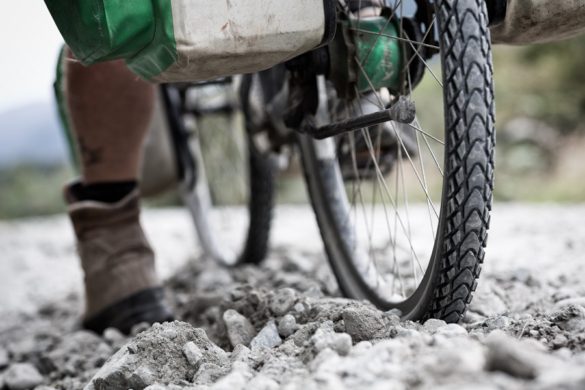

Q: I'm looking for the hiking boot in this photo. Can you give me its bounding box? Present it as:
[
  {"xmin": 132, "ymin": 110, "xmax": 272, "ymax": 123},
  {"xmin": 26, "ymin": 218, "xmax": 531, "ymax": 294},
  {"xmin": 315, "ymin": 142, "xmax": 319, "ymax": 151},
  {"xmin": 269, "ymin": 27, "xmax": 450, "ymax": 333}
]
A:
[{"xmin": 65, "ymin": 181, "xmax": 173, "ymax": 334}]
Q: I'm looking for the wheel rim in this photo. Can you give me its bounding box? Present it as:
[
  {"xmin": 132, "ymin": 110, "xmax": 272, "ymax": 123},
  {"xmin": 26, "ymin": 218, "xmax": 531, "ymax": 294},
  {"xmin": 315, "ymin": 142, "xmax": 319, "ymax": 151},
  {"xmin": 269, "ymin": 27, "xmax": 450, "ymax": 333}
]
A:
[{"xmin": 182, "ymin": 82, "xmax": 253, "ymax": 266}]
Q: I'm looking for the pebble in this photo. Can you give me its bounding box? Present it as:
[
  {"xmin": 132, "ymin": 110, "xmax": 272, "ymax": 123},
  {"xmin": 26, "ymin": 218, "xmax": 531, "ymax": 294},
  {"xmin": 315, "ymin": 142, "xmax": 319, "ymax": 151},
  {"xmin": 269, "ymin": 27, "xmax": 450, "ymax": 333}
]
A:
[
  {"xmin": 3, "ymin": 363, "xmax": 44, "ymax": 390},
  {"xmin": 554, "ymin": 297, "xmax": 585, "ymax": 309},
  {"xmin": 223, "ymin": 309, "xmax": 257, "ymax": 347},
  {"xmin": 270, "ymin": 288, "xmax": 297, "ymax": 316},
  {"xmin": 230, "ymin": 345, "xmax": 251, "ymax": 364},
  {"xmin": 193, "ymin": 362, "xmax": 229, "ymax": 384},
  {"xmin": 434, "ymin": 323, "xmax": 468, "ymax": 337},
  {"xmin": 183, "ymin": 341, "xmax": 204, "ymax": 367},
  {"xmin": 342, "ymin": 306, "xmax": 386, "ymax": 341},
  {"xmin": 550, "ymin": 304, "xmax": 585, "ymax": 332},
  {"xmin": 483, "ymin": 316, "xmax": 512, "ymax": 331},
  {"xmin": 0, "ymin": 347, "xmax": 9, "ymax": 368},
  {"xmin": 277, "ymin": 314, "xmax": 297, "ymax": 338},
  {"xmin": 311, "ymin": 323, "xmax": 352, "ymax": 356},
  {"xmin": 251, "ymin": 321, "xmax": 282, "ymax": 350},
  {"xmin": 485, "ymin": 330, "xmax": 539, "ymax": 379},
  {"xmin": 422, "ymin": 318, "xmax": 447, "ymax": 333}
]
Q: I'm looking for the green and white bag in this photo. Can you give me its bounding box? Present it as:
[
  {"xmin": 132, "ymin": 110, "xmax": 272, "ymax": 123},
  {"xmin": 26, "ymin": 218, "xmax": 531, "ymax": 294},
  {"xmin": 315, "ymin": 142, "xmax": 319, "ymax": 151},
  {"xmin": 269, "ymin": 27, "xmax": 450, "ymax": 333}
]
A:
[{"xmin": 45, "ymin": 0, "xmax": 335, "ymax": 82}]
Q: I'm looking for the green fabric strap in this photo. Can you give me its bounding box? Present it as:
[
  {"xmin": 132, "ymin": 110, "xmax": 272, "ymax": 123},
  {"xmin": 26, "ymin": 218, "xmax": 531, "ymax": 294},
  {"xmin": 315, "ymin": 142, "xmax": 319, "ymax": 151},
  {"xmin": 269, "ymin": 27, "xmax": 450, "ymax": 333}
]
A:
[
  {"xmin": 127, "ymin": 0, "xmax": 178, "ymax": 80},
  {"xmin": 44, "ymin": 0, "xmax": 177, "ymax": 79}
]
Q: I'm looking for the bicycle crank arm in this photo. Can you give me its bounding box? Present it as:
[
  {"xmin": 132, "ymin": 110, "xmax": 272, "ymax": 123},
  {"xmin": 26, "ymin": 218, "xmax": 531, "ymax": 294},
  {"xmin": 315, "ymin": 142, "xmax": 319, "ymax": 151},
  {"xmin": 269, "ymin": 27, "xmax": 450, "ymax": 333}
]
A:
[{"xmin": 308, "ymin": 96, "xmax": 416, "ymax": 140}]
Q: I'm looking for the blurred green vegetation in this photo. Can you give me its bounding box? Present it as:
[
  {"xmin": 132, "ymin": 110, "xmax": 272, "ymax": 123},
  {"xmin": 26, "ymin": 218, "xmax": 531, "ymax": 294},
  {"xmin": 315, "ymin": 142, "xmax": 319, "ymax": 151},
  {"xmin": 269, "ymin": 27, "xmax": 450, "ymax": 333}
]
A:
[
  {"xmin": 492, "ymin": 36, "xmax": 585, "ymax": 201},
  {"xmin": 0, "ymin": 165, "xmax": 72, "ymax": 219},
  {"xmin": 494, "ymin": 37, "xmax": 585, "ymax": 133}
]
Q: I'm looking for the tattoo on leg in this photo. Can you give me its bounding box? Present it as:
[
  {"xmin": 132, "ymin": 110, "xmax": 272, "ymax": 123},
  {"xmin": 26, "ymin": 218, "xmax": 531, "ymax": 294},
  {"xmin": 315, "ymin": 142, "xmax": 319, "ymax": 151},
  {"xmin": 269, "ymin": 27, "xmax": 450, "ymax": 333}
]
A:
[{"xmin": 78, "ymin": 137, "xmax": 103, "ymax": 166}]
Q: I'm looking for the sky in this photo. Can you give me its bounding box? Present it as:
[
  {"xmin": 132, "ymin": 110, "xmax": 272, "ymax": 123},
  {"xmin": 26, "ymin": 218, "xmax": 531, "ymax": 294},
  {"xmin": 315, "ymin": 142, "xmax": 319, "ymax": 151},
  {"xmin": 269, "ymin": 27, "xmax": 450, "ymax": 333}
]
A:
[{"xmin": 0, "ymin": 2, "xmax": 63, "ymax": 113}]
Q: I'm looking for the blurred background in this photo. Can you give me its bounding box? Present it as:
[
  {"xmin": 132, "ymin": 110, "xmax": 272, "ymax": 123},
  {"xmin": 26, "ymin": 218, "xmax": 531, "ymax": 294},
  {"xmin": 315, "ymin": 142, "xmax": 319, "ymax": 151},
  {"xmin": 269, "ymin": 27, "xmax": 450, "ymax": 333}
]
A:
[{"xmin": 1, "ymin": 3, "xmax": 585, "ymax": 220}]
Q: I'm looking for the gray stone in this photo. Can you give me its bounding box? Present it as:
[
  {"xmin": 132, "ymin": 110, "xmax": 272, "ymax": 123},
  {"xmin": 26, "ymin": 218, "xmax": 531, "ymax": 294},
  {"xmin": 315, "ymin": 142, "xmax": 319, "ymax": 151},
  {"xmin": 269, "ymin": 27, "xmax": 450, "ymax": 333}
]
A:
[
  {"xmin": 422, "ymin": 318, "xmax": 447, "ymax": 333},
  {"xmin": 230, "ymin": 345, "xmax": 251, "ymax": 364},
  {"xmin": 183, "ymin": 342, "xmax": 204, "ymax": 367},
  {"xmin": 3, "ymin": 363, "xmax": 44, "ymax": 390},
  {"xmin": 484, "ymin": 316, "xmax": 512, "ymax": 331},
  {"xmin": 485, "ymin": 330, "xmax": 540, "ymax": 379},
  {"xmin": 292, "ymin": 302, "xmax": 308, "ymax": 315},
  {"xmin": 192, "ymin": 362, "xmax": 230, "ymax": 385},
  {"xmin": 47, "ymin": 330, "xmax": 113, "ymax": 378},
  {"xmin": 223, "ymin": 309, "xmax": 256, "ymax": 347},
  {"xmin": 251, "ymin": 321, "xmax": 282, "ymax": 350},
  {"xmin": 129, "ymin": 366, "xmax": 156, "ymax": 388},
  {"xmin": 342, "ymin": 306, "xmax": 386, "ymax": 341},
  {"xmin": 311, "ymin": 324, "xmax": 352, "ymax": 356},
  {"xmin": 555, "ymin": 297, "xmax": 585, "ymax": 309},
  {"xmin": 270, "ymin": 288, "xmax": 297, "ymax": 316},
  {"xmin": 85, "ymin": 322, "xmax": 228, "ymax": 390},
  {"xmin": 0, "ymin": 347, "xmax": 9, "ymax": 368},
  {"xmin": 434, "ymin": 324, "xmax": 468, "ymax": 337},
  {"xmin": 549, "ymin": 304, "xmax": 585, "ymax": 332},
  {"xmin": 291, "ymin": 322, "xmax": 320, "ymax": 346},
  {"xmin": 278, "ymin": 314, "xmax": 297, "ymax": 338}
]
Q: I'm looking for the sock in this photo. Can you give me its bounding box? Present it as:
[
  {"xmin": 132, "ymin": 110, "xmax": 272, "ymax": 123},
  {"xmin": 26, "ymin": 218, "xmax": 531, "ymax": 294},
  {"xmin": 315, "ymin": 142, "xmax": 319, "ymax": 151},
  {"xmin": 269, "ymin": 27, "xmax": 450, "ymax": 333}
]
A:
[{"xmin": 73, "ymin": 181, "xmax": 138, "ymax": 203}]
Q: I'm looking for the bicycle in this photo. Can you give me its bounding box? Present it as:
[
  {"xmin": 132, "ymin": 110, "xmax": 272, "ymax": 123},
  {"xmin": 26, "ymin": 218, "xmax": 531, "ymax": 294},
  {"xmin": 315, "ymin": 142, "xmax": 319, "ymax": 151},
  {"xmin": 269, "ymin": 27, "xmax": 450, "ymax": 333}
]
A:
[{"xmin": 60, "ymin": 0, "xmax": 495, "ymax": 323}]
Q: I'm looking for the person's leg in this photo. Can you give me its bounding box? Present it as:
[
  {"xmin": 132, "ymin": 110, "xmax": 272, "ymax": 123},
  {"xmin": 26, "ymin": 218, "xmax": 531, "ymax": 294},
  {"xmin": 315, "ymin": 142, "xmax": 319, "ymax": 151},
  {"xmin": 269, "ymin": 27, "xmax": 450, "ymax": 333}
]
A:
[
  {"xmin": 62, "ymin": 49, "xmax": 172, "ymax": 334},
  {"xmin": 65, "ymin": 49, "xmax": 153, "ymax": 183},
  {"xmin": 490, "ymin": 0, "xmax": 585, "ymax": 45}
]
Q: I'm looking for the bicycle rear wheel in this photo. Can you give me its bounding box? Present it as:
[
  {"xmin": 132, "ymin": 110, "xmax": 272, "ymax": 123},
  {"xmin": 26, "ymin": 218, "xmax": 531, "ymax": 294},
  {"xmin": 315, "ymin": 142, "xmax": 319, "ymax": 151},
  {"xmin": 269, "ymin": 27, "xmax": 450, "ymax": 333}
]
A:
[
  {"xmin": 300, "ymin": 0, "xmax": 494, "ymax": 321},
  {"xmin": 163, "ymin": 82, "xmax": 276, "ymax": 266}
]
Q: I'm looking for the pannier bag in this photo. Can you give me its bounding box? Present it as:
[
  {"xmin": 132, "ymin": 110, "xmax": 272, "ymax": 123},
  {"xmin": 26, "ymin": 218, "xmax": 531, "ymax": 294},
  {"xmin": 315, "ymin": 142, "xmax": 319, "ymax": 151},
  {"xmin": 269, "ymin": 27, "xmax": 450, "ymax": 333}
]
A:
[{"xmin": 44, "ymin": 0, "xmax": 336, "ymax": 82}]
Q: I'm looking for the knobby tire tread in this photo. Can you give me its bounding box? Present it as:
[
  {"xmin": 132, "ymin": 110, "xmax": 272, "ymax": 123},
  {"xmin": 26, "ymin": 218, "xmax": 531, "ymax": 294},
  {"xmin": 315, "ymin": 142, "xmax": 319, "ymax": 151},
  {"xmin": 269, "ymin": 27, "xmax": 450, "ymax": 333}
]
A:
[{"xmin": 425, "ymin": 0, "xmax": 495, "ymax": 322}]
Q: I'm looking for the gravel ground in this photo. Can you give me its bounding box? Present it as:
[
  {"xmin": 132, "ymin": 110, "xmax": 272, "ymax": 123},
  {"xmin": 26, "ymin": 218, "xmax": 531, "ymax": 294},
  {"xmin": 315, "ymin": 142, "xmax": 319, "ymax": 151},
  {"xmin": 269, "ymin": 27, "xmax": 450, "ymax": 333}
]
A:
[{"xmin": 1, "ymin": 204, "xmax": 584, "ymax": 390}]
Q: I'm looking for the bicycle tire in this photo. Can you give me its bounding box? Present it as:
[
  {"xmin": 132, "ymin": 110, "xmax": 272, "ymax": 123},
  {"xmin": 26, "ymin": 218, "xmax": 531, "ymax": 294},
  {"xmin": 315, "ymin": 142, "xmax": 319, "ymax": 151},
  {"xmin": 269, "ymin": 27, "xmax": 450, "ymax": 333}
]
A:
[
  {"xmin": 165, "ymin": 83, "xmax": 277, "ymax": 266},
  {"xmin": 299, "ymin": 0, "xmax": 495, "ymax": 322}
]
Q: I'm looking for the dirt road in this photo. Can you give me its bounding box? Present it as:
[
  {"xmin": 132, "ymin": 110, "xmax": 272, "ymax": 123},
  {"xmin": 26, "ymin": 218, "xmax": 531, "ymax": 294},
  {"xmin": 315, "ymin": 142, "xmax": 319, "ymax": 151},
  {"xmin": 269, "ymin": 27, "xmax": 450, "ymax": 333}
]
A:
[{"xmin": 0, "ymin": 204, "xmax": 584, "ymax": 389}]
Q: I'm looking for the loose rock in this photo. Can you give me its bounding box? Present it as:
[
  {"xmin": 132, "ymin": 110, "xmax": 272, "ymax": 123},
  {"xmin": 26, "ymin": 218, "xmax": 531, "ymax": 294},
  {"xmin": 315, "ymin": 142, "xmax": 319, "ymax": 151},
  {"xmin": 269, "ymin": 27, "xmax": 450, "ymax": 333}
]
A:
[
  {"xmin": 270, "ymin": 288, "xmax": 297, "ymax": 316},
  {"xmin": 3, "ymin": 363, "xmax": 44, "ymax": 390},
  {"xmin": 223, "ymin": 309, "xmax": 256, "ymax": 347},
  {"xmin": 485, "ymin": 330, "xmax": 540, "ymax": 379},
  {"xmin": 342, "ymin": 306, "xmax": 386, "ymax": 342},
  {"xmin": 423, "ymin": 318, "xmax": 447, "ymax": 333},
  {"xmin": 183, "ymin": 341, "xmax": 204, "ymax": 367},
  {"xmin": 86, "ymin": 321, "xmax": 228, "ymax": 390},
  {"xmin": 0, "ymin": 347, "xmax": 9, "ymax": 368},
  {"xmin": 278, "ymin": 314, "xmax": 297, "ymax": 338},
  {"xmin": 311, "ymin": 323, "xmax": 352, "ymax": 356},
  {"xmin": 435, "ymin": 323, "xmax": 468, "ymax": 337},
  {"xmin": 251, "ymin": 321, "xmax": 282, "ymax": 350}
]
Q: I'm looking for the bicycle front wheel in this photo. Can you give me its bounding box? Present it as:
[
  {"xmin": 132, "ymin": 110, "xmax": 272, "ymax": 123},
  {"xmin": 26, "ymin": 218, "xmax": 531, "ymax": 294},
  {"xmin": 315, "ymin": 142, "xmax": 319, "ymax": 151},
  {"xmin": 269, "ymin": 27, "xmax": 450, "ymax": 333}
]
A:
[{"xmin": 300, "ymin": 0, "xmax": 495, "ymax": 322}]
